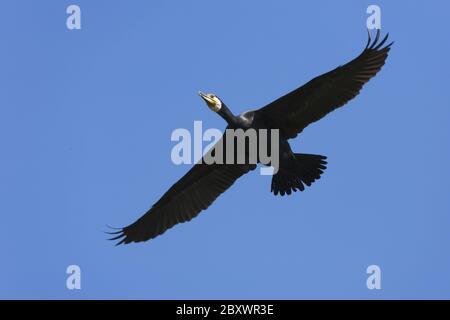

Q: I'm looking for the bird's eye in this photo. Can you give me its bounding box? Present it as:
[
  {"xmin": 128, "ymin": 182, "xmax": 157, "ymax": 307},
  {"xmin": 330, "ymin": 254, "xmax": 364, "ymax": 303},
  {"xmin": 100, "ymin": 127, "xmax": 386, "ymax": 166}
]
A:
[{"xmin": 209, "ymin": 94, "xmax": 214, "ymax": 98}]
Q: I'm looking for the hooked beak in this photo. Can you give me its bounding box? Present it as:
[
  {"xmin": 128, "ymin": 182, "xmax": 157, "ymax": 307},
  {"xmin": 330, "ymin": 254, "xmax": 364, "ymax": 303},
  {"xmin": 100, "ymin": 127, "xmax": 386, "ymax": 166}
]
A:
[{"xmin": 198, "ymin": 91, "xmax": 215, "ymax": 105}]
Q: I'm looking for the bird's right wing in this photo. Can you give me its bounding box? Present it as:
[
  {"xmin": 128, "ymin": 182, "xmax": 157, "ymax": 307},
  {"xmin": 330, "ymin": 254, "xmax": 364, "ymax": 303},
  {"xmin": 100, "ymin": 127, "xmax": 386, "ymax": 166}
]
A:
[
  {"xmin": 110, "ymin": 154, "xmax": 256, "ymax": 245},
  {"xmin": 256, "ymin": 30, "xmax": 393, "ymax": 139}
]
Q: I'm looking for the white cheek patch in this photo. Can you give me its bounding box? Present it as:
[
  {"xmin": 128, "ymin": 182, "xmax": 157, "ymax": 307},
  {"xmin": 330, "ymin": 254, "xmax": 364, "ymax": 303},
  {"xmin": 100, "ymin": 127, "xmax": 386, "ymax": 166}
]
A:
[{"xmin": 214, "ymin": 100, "xmax": 222, "ymax": 112}]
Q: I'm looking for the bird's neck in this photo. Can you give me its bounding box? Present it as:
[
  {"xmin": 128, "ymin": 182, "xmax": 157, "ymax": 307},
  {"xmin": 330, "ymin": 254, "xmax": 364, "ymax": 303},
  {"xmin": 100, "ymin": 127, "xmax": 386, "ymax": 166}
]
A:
[{"xmin": 218, "ymin": 104, "xmax": 238, "ymax": 126}]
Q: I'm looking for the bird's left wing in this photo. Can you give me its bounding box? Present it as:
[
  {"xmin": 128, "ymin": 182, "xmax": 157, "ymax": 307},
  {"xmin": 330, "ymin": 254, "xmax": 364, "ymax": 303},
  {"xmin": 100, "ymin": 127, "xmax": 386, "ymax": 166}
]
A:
[
  {"xmin": 110, "ymin": 154, "xmax": 256, "ymax": 245},
  {"xmin": 256, "ymin": 30, "xmax": 393, "ymax": 139}
]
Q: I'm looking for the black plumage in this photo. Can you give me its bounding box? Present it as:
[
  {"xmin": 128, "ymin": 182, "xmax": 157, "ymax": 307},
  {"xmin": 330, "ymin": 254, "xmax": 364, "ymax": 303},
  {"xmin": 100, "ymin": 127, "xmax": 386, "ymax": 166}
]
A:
[{"xmin": 109, "ymin": 30, "xmax": 392, "ymax": 245}]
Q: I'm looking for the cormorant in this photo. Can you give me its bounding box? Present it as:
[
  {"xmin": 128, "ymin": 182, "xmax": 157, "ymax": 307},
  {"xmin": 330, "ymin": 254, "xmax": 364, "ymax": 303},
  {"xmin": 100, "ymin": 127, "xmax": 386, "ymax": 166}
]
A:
[{"xmin": 109, "ymin": 30, "xmax": 392, "ymax": 245}]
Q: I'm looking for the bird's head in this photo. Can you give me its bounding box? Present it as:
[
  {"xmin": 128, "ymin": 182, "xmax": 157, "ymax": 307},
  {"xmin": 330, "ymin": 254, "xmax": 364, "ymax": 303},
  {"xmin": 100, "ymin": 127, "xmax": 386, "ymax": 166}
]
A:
[{"xmin": 198, "ymin": 91, "xmax": 222, "ymax": 113}]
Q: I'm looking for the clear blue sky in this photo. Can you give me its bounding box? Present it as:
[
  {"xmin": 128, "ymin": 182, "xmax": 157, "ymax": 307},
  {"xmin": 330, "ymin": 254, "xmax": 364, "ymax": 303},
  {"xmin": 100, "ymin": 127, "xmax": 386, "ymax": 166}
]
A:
[{"xmin": 1, "ymin": 0, "xmax": 449, "ymax": 299}]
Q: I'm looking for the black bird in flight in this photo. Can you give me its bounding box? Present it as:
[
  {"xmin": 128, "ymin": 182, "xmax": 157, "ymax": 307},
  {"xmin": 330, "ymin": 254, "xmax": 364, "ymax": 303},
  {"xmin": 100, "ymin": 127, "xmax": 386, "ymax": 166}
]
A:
[{"xmin": 110, "ymin": 30, "xmax": 392, "ymax": 245}]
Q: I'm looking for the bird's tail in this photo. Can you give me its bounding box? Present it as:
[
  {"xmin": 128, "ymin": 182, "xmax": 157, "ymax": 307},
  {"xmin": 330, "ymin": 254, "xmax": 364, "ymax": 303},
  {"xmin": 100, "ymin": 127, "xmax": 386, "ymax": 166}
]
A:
[{"xmin": 271, "ymin": 153, "xmax": 327, "ymax": 196}]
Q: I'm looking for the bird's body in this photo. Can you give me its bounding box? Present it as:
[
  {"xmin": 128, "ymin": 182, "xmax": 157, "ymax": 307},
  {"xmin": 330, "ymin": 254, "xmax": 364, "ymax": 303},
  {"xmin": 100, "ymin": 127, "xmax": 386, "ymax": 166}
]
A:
[{"xmin": 109, "ymin": 30, "xmax": 393, "ymax": 245}]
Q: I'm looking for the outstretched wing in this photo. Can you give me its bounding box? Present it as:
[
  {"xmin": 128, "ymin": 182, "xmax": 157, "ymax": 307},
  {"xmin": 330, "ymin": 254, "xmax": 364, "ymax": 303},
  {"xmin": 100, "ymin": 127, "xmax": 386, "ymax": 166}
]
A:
[
  {"xmin": 110, "ymin": 156, "xmax": 256, "ymax": 245},
  {"xmin": 256, "ymin": 30, "xmax": 393, "ymax": 139}
]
